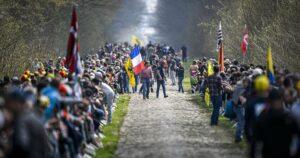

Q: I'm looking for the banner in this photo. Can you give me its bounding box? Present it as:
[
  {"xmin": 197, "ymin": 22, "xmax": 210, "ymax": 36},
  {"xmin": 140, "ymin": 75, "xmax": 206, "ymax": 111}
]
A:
[{"xmin": 125, "ymin": 58, "xmax": 136, "ymax": 87}]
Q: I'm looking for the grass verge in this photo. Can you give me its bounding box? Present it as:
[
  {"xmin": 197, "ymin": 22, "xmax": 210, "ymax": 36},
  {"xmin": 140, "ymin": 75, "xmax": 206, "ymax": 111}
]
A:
[
  {"xmin": 189, "ymin": 94, "xmax": 247, "ymax": 148},
  {"xmin": 95, "ymin": 94, "xmax": 131, "ymax": 158},
  {"xmin": 183, "ymin": 61, "xmax": 246, "ymax": 148}
]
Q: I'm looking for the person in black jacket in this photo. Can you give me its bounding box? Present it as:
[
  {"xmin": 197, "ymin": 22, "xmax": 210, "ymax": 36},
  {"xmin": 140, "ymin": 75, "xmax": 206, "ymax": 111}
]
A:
[
  {"xmin": 244, "ymin": 75, "xmax": 269, "ymax": 158},
  {"xmin": 155, "ymin": 61, "xmax": 168, "ymax": 98},
  {"xmin": 255, "ymin": 89, "xmax": 300, "ymax": 158},
  {"xmin": 181, "ymin": 45, "xmax": 187, "ymax": 62},
  {"xmin": 5, "ymin": 89, "xmax": 51, "ymax": 158},
  {"xmin": 176, "ymin": 62, "xmax": 185, "ymax": 93}
]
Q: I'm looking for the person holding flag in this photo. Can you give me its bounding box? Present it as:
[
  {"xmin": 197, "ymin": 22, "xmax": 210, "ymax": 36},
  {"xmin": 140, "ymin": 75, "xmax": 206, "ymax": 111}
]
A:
[{"xmin": 203, "ymin": 65, "xmax": 223, "ymax": 126}]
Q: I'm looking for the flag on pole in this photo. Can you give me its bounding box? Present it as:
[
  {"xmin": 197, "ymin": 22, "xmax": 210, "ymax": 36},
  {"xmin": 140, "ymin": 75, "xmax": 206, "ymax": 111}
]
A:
[
  {"xmin": 241, "ymin": 24, "xmax": 249, "ymax": 56},
  {"xmin": 266, "ymin": 47, "xmax": 275, "ymax": 84},
  {"xmin": 207, "ymin": 60, "xmax": 214, "ymax": 76},
  {"xmin": 130, "ymin": 46, "xmax": 144, "ymax": 74},
  {"xmin": 204, "ymin": 60, "xmax": 214, "ymax": 106},
  {"xmin": 65, "ymin": 7, "xmax": 83, "ymax": 100},
  {"xmin": 204, "ymin": 88, "xmax": 211, "ymax": 106},
  {"xmin": 218, "ymin": 44, "xmax": 224, "ymax": 72},
  {"xmin": 217, "ymin": 21, "xmax": 224, "ymax": 72},
  {"xmin": 124, "ymin": 58, "xmax": 136, "ymax": 87},
  {"xmin": 65, "ymin": 7, "xmax": 83, "ymax": 76},
  {"xmin": 131, "ymin": 35, "xmax": 142, "ymax": 46},
  {"xmin": 216, "ymin": 21, "xmax": 223, "ymax": 51}
]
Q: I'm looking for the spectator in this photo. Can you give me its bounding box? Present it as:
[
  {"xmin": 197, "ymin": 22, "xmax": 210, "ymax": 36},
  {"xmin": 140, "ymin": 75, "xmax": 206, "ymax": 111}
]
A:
[
  {"xmin": 232, "ymin": 77, "xmax": 250, "ymax": 142},
  {"xmin": 243, "ymin": 75, "xmax": 271, "ymax": 158},
  {"xmin": 154, "ymin": 61, "xmax": 168, "ymax": 98},
  {"xmin": 177, "ymin": 62, "xmax": 185, "ymax": 93},
  {"xmin": 140, "ymin": 61, "xmax": 152, "ymax": 100},
  {"xmin": 204, "ymin": 65, "xmax": 222, "ymax": 126},
  {"xmin": 5, "ymin": 89, "xmax": 51, "ymax": 158},
  {"xmin": 181, "ymin": 45, "xmax": 187, "ymax": 62},
  {"xmin": 169, "ymin": 57, "xmax": 177, "ymax": 86},
  {"xmin": 256, "ymin": 89, "xmax": 300, "ymax": 158}
]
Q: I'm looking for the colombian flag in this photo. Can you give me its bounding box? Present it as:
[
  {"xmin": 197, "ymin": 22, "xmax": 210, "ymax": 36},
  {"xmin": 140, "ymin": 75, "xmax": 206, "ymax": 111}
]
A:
[{"xmin": 266, "ymin": 47, "xmax": 275, "ymax": 84}]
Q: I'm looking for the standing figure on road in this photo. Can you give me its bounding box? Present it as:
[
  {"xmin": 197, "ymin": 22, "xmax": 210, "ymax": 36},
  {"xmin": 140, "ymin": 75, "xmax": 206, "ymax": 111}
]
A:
[
  {"xmin": 169, "ymin": 57, "xmax": 177, "ymax": 85},
  {"xmin": 155, "ymin": 61, "xmax": 168, "ymax": 98},
  {"xmin": 204, "ymin": 65, "xmax": 223, "ymax": 126},
  {"xmin": 190, "ymin": 60, "xmax": 199, "ymax": 94},
  {"xmin": 181, "ymin": 45, "xmax": 187, "ymax": 62},
  {"xmin": 140, "ymin": 61, "xmax": 152, "ymax": 100},
  {"xmin": 177, "ymin": 62, "xmax": 185, "ymax": 93}
]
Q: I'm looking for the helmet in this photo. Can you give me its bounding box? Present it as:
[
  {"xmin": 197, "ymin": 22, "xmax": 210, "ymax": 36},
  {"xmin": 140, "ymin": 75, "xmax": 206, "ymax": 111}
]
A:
[
  {"xmin": 254, "ymin": 75, "xmax": 270, "ymax": 92},
  {"xmin": 39, "ymin": 95, "xmax": 50, "ymax": 108},
  {"xmin": 296, "ymin": 80, "xmax": 300, "ymax": 90},
  {"xmin": 21, "ymin": 74, "xmax": 30, "ymax": 82}
]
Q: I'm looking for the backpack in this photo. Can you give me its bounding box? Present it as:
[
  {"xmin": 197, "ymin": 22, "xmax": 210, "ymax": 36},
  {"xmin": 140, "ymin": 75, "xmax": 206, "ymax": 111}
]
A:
[{"xmin": 224, "ymin": 100, "xmax": 236, "ymax": 119}]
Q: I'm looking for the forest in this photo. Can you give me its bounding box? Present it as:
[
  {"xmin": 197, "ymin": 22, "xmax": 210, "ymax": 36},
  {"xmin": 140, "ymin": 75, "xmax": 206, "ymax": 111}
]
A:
[
  {"xmin": 0, "ymin": 0, "xmax": 119, "ymax": 76},
  {"xmin": 0, "ymin": 0, "xmax": 299, "ymax": 76},
  {"xmin": 200, "ymin": 0, "xmax": 300, "ymax": 71}
]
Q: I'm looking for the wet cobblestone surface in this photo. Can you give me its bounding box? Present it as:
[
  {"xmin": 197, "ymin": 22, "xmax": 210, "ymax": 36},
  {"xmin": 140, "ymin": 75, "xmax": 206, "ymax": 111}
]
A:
[{"xmin": 116, "ymin": 84, "xmax": 246, "ymax": 158}]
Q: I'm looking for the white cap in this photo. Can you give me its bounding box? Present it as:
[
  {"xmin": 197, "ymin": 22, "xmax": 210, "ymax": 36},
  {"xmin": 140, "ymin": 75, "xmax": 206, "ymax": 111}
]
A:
[
  {"xmin": 252, "ymin": 68, "xmax": 263, "ymax": 76},
  {"xmin": 95, "ymin": 72, "xmax": 103, "ymax": 79},
  {"xmin": 90, "ymin": 73, "xmax": 95, "ymax": 79}
]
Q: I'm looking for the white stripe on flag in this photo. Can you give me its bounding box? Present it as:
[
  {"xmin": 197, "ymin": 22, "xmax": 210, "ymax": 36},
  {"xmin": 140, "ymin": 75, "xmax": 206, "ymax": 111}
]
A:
[{"xmin": 131, "ymin": 53, "xmax": 143, "ymax": 67}]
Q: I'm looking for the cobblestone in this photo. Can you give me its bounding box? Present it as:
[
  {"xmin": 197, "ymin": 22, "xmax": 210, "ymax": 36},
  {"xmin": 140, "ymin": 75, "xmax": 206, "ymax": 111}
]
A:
[{"xmin": 116, "ymin": 83, "xmax": 246, "ymax": 158}]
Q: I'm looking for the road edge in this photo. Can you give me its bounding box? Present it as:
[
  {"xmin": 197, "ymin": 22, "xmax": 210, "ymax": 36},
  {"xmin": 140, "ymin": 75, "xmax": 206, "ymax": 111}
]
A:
[{"xmin": 95, "ymin": 94, "xmax": 131, "ymax": 158}]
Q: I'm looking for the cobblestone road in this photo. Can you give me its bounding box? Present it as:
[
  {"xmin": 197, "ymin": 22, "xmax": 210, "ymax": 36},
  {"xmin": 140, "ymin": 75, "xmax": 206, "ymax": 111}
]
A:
[{"xmin": 116, "ymin": 83, "xmax": 246, "ymax": 158}]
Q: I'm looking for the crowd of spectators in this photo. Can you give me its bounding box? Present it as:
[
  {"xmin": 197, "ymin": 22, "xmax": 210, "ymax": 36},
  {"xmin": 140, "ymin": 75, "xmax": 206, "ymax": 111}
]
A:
[
  {"xmin": 0, "ymin": 41, "xmax": 188, "ymax": 158},
  {"xmin": 190, "ymin": 57, "xmax": 300, "ymax": 158},
  {"xmin": 2, "ymin": 39, "xmax": 298, "ymax": 158}
]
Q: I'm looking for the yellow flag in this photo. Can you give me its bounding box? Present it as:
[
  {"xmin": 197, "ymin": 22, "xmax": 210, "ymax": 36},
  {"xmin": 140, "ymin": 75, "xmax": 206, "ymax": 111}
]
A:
[
  {"xmin": 266, "ymin": 47, "xmax": 275, "ymax": 84},
  {"xmin": 204, "ymin": 88, "xmax": 211, "ymax": 106},
  {"xmin": 204, "ymin": 60, "xmax": 213, "ymax": 106},
  {"xmin": 207, "ymin": 60, "xmax": 214, "ymax": 76},
  {"xmin": 131, "ymin": 35, "xmax": 142, "ymax": 45},
  {"xmin": 125, "ymin": 58, "xmax": 136, "ymax": 87}
]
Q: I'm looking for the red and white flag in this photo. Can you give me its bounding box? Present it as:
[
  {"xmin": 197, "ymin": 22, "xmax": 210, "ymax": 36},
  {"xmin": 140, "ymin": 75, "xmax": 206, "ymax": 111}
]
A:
[
  {"xmin": 65, "ymin": 7, "xmax": 83, "ymax": 75},
  {"xmin": 241, "ymin": 24, "xmax": 249, "ymax": 56}
]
